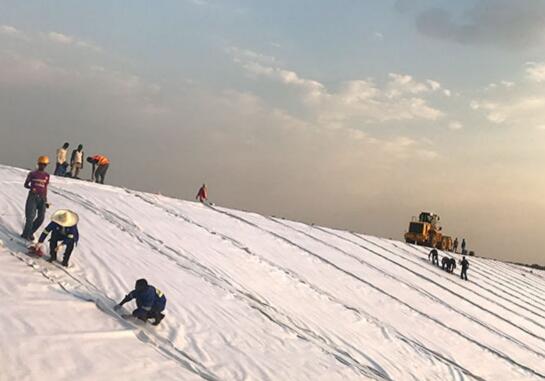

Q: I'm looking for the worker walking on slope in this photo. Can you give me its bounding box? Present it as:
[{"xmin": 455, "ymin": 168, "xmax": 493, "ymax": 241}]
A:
[
  {"xmin": 196, "ymin": 183, "xmax": 208, "ymax": 203},
  {"xmin": 21, "ymin": 156, "xmax": 50, "ymax": 241},
  {"xmin": 115, "ymin": 279, "xmax": 166, "ymax": 326},
  {"xmin": 54, "ymin": 142, "xmax": 70, "ymax": 176},
  {"xmin": 34, "ymin": 210, "xmax": 79, "ymax": 267},
  {"xmin": 70, "ymin": 144, "xmax": 84, "ymax": 178},
  {"xmin": 87, "ymin": 154, "xmax": 110, "ymax": 184},
  {"xmin": 428, "ymin": 248, "xmax": 439, "ymax": 266},
  {"xmin": 460, "ymin": 256, "xmax": 469, "ymax": 281}
]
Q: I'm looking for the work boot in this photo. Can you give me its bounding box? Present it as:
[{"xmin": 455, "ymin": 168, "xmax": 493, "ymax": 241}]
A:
[
  {"xmin": 152, "ymin": 313, "xmax": 165, "ymax": 326},
  {"xmin": 48, "ymin": 254, "xmax": 57, "ymax": 263},
  {"xmin": 61, "ymin": 261, "xmax": 69, "ymax": 267}
]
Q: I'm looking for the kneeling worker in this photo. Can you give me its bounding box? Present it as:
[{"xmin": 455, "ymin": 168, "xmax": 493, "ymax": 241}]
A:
[
  {"xmin": 115, "ymin": 279, "xmax": 166, "ymax": 326},
  {"xmin": 35, "ymin": 209, "xmax": 79, "ymax": 266}
]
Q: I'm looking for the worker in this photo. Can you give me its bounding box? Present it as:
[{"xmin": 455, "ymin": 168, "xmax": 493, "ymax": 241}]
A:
[
  {"xmin": 21, "ymin": 156, "xmax": 50, "ymax": 241},
  {"xmin": 453, "ymin": 237, "xmax": 459, "ymax": 253},
  {"xmin": 460, "ymin": 256, "xmax": 469, "ymax": 281},
  {"xmin": 448, "ymin": 257, "xmax": 457, "ymax": 273},
  {"xmin": 87, "ymin": 154, "xmax": 110, "ymax": 184},
  {"xmin": 441, "ymin": 256, "xmax": 449, "ymax": 271},
  {"xmin": 461, "ymin": 238, "xmax": 467, "ymax": 255},
  {"xmin": 70, "ymin": 144, "xmax": 84, "ymax": 178},
  {"xmin": 115, "ymin": 279, "xmax": 166, "ymax": 325},
  {"xmin": 196, "ymin": 184, "xmax": 208, "ymax": 203},
  {"xmin": 34, "ymin": 209, "xmax": 79, "ymax": 266},
  {"xmin": 54, "ymin": 142, "xmax": 70, "ymax": 176},
  {"xmin": 428, "ymin": 248, "xmax": 439, "ymax": 266}
]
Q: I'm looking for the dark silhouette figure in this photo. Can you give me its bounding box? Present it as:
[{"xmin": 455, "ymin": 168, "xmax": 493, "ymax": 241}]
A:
[
  {"xmin": 461, "ymin": 238, "xmax": 467, "ymax": 254},
  {"xmin": 460, "ymin": 256, "xmax": 469, "ymax": 281},
  {"xmin": 441, "ymin": 256, "xmax": 449, "ymax": 271},
  {"xmin": 447, "ymin": 258, "xmax": 457, "ymax": 273},
  {"xmin": 453, "ymin": 237, "xmax": 459, "ymax": 253},
  {"xmin": 428, "ymin": 249, "xmax": 439, "ymax": 266}
]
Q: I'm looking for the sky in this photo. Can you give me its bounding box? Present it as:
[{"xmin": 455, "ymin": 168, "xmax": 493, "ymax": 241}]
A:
[{"xmin": 0, "ymin": 0, "xmax": 544, "ymax": 264}]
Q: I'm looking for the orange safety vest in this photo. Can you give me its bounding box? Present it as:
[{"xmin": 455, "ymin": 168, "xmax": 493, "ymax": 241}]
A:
[{"xmin": 92, "ymin": 155, "xmax": 110, "ymax": 166}]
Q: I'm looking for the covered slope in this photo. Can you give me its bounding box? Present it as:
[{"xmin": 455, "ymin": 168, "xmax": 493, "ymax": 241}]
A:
[
  {"xmin": 0, "ymin": 246, "xmax": 204, "ymax": 381},
  {"xmin": 0, "ymin": 164, "xmax": 544, "ymax": 381}
]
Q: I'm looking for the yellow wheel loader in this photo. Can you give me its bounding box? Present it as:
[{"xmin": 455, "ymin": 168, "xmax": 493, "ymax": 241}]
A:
[{"xmin": 404, "ymin": 212, "xmax": 451, "ymax": 250}]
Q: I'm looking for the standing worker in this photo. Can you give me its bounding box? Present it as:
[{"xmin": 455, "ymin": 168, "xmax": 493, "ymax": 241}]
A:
[
  {"xmin": 453, "ymin": 237, "xmax": 459, "ymax": 253},
  {"xmin": 34, "ymin": 210, "xmax": 79, "ymax": 266},
  {"xmin": 54, "ymin": 142, "xmax": 70, "ymax": 176},
  {"xmin": 460, "ymin": 256, "xmax": 469, "ymax": 281},
  {"xmin": 87, "ymin": 154, "xmax": 110, "ymax": 184},
  {"xmin": 21, "ymin": 156, "xmax": 50, "ymax": 241},
  {"xmin": 115, "ymin": 279, "xmax": 167, "ymax": 325},
  {"xmin": 196, "ymin": 184, "xmax": 208, "ymax": 203},
  {"xmin": 70, "ymin": 144, "xmax": 84, "ymax": 178},
  {"xmin": 461, "ymin": 238, "xmax": 467, "ymax": 255}
]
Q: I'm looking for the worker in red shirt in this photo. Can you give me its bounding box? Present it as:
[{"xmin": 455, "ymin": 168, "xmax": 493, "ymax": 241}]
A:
[
  {"xmin": 21, "ymin": 156, "xmax": 50, "ymax": 241},
  {"xmin": 87, "ymin": 155, "xmax": 110, "ymax": 184},
  {"xmin": 196, "ymin": 184, "xmax": 208, "ymax": 203}
]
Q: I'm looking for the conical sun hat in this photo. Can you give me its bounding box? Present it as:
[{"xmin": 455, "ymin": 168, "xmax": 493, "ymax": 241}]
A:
[{"xmin": 51, "ymin": 209, "xmax": 79, "ymax": 227}]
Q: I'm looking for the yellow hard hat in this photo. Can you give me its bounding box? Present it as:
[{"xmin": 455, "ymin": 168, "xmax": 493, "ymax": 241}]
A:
[{"xmin": 37, "ymin": 156, "xmax": 50, "ymax": 165}]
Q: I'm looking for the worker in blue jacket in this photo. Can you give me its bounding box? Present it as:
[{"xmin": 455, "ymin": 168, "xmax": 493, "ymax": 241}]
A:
[
  {"xmin": 115, "ymin": 279, "xmax": 166, "ymax": 325},
  {"xmin": 35, "ymin": 209, "xmax": 79, "ymax": 266}
]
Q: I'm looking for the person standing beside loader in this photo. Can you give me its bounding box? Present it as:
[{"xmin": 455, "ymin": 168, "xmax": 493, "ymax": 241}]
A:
[
  {"xmin": 460, "ymin": 256, "xmax": 469, "ymax": 281},
  {"xmin": 21, "ymin": 156, "xmax": 50, "ymax": 241}
]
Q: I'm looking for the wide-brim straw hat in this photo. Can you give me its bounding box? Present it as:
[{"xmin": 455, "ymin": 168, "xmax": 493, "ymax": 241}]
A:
[{"xmin": 51, "ymin": 209, "xmax": 79, "ymax": 227}]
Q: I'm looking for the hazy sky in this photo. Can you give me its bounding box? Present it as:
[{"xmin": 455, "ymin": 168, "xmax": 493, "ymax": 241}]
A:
[{"xmin": 1, "ymin": 0, "xmax": 544, "ymax": 264}]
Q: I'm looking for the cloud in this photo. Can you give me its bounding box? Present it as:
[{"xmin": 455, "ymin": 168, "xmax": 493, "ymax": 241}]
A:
[
  {"xmin": 526, "ymin": 62, "xmax": 545, "ymax": 82},
  {"xmin": 230, "ymin": 47, "xmax": 445, "ymax": 127},
  {"xmin": 47, "ymin": 31, "xmax": 102, "ymax": 52},
  {"xmin": 448, "ymin": 121, "xmax": 463, "ymax": 130},
  {"xmin": 415, "ymin": 1, "xmax": 545, "ymax": 48},
  {"xmin": 0, "ymin": 25, "xmax": 28, "ymax": 40},
  {"xmin": 470, "ymin": 64, "xmax": 545, "ymax": 127},
  {"xmin": 48, "ymin": 31, "xmax": 75, "ymax": 44},
  {"xmin": 1, "ymin": 25, "xmax": 101, "ymax": 52},
  {"xmin": 373, "ymin": 32, "xmax": 384, "ymax": 41},
  {"xmin": 0, "ymin": 50, "xmax": 165, "ymax": 118}
]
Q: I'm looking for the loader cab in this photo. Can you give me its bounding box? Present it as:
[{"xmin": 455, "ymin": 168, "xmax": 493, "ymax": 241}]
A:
[{"xmin": 419, "ymin": 212, "xmax": 440, "ymax": 228}]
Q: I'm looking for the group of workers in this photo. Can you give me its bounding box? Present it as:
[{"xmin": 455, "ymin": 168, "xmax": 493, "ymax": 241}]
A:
[
  {"xmin": 20, "ymin": 154, "xmax": 167, "ymax": 325},
  {"xmin": 452, "ymin": 237, "xmax": 467, "ymax": 255},
  {"xmin": 429, "ymin": 249, "xmax": 470, "ymax": 280},
  {"xmin": 53, "ymin": 142, "xmax": 110, "ymax": 184}
]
